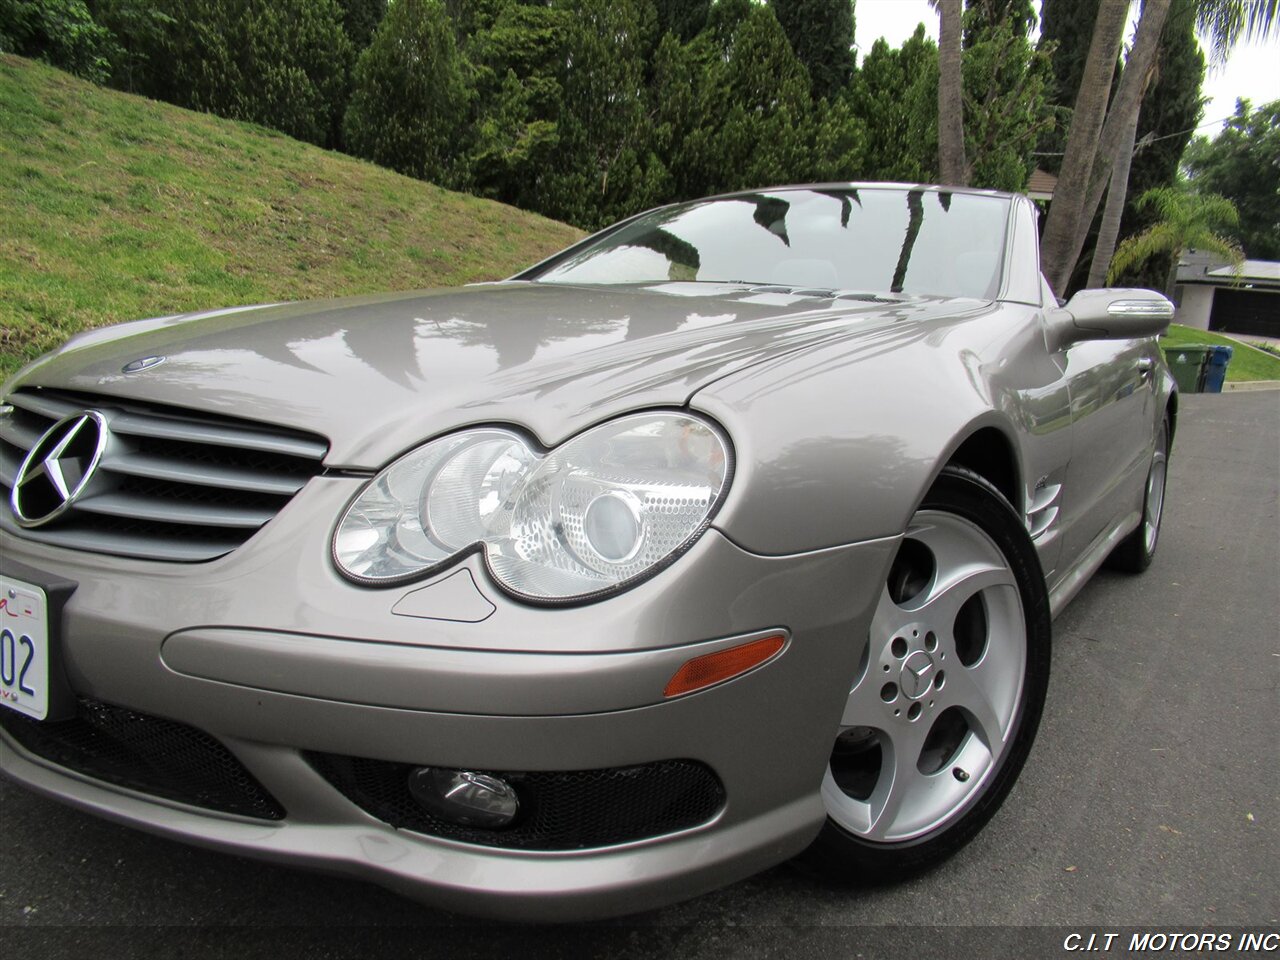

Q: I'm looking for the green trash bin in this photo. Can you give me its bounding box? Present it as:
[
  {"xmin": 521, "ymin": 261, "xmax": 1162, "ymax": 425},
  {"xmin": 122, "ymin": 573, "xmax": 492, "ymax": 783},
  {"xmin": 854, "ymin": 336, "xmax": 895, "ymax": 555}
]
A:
[{"xmin": 1162, "ymin": 344, "xmax": 1212, "ymax": 393}]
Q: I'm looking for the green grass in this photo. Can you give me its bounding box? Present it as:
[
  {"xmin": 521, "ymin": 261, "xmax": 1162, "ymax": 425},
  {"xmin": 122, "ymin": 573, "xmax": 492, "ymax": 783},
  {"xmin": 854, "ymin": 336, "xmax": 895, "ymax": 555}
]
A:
[
  {"xmin": 0, "ymin": 56, "xmax": 583, "ymax": 378},
  {"xmin": 1159, "ymin": 324, "xmax": 1280, "ymax": 383}
]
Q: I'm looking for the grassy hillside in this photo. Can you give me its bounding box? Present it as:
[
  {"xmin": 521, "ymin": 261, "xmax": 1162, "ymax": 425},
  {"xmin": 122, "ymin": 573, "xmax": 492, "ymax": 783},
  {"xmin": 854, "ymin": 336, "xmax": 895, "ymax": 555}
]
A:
[{"xmin": 0, "ymin": 56, "xmax": 583, "ymax": 378}]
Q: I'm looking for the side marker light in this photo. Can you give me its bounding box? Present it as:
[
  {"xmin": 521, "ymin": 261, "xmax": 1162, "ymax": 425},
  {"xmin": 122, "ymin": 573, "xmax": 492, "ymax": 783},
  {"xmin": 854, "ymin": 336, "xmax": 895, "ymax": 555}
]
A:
[{"xmin": 664, "ymin": 634, "xmax": 787, "ymax": 698}]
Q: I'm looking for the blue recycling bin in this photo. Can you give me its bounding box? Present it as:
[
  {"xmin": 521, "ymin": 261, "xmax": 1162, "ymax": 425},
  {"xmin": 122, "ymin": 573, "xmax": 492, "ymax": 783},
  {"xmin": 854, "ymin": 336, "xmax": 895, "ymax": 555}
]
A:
[{"xmin": 1202, "ymin": 345, "xmax": 1233, "ymax": 393}]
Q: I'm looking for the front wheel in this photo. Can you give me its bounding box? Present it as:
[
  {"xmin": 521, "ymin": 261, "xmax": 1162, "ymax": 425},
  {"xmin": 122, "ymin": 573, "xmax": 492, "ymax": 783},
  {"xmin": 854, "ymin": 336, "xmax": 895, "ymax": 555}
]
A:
[{"xmin": 800, "ymin": 466, "xmax": 1051, "ymax": 881}]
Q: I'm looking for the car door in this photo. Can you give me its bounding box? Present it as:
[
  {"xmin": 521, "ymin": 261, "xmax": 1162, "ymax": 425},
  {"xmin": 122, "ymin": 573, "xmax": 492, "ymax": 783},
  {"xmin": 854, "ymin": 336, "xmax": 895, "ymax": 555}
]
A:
[{"xmin": 1056, "ymin": 335, "xmax": 1159, "ymax": 571}]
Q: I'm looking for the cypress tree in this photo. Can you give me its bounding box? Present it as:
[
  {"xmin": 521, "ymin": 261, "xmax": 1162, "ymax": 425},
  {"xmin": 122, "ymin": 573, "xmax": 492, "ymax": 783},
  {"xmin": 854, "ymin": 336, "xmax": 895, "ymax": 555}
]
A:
[
  {"xmin": 244, "ymin": 0, "xmax": 355, "ymax": 147},
  {"xmin": 335, "ymin": 0, "xmax": 387, "ymax": 52},
  {"xmin": 769, "ymin": 0, "xmax": 854, "ymax": 102},
  {"xmin": 960, "ymin": 0, "xmax": 1054, "ymax": 191},
  {"xmin": 87, "ymin": 0, "xmax": 175, "ymax": 93},
  {"xmin": 464, "ymin": 0, "xmax": 571, "ymax": 207},
  {"xmin": 666, "ymin": 3, "xmax": 821, "ymax": 199},
  {"xmin": 850, "ymin": 28, "xmax": 939, "ymax": 183},
  {"xmin": 653, "ymin": 0, "xmax": 710, "ymax": 42},
  {"xmin": 128, "ymin": 0, "xmax": 353, "ymax": 148},
  {"xmin": 1036, "ymin": 0, "xmax": 1109, "ymax": 174},
  {"xmin": 538, "ymin": 0, "xmax": 661, "ymax": 228},
  {"xmin": 343, "ymin": 0, "xmax": 470, "ymax": 185}
]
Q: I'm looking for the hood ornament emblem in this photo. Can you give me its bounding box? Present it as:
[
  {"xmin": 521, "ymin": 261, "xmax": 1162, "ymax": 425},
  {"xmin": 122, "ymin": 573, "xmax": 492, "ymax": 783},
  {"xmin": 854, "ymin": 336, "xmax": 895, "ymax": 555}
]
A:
[
  {"xmin": 11, "ymin": 411, "xmax": 109, "ymax": 528},
  {"xmin": 122, "ymin": 355, "xmax": 166, "ymax": 373}
]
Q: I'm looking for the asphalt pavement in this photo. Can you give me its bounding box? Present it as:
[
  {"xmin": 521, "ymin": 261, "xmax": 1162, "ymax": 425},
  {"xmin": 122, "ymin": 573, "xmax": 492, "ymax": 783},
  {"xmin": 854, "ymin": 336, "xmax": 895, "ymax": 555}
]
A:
[{"xmin": 1, "ymin": 391, "xmax": 1276, "ymax": 958}]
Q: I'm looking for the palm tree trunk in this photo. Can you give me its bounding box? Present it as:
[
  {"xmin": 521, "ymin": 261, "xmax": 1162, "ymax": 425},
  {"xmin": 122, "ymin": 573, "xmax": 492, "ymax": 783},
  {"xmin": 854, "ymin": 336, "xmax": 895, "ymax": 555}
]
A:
[
  {"xmin": 936, "ymin": 0, "xmax": 968, "ymax": 186},
  {"xmin": 1039, "ymin": 0, "xmax": 1129, "ymax": 296},
  {"xmin": 1065, "ymin": 0, "xmax": 1172, "ymax": 288},
  {"xmin": 1086, "ymin": 116, "xmax": 1139, "ymax": 288}
]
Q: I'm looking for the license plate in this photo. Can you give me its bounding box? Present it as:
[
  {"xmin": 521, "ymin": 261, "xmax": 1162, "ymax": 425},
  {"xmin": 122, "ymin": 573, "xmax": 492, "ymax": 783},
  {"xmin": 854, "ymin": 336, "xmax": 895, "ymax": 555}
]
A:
[{"xmin": 0, "ymin": 575, "xmax": 49, "ymax": 720}]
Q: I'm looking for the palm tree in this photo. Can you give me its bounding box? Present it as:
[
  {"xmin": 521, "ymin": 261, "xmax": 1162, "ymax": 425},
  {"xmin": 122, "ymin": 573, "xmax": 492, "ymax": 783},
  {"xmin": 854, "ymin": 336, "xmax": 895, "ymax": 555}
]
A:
[
  {"xmin": 1087, "ymin": 119, "xmax": 1144, "ymax": 289},
  {"xmin": 1106, "ymin": 186, "xmax": 1243, "ymax": 293},
  {"xmin": 1196, "ymin": 0, "xmax": 1280, "ymax": 60},
  {"xmin": 1037, "ymin": 0, "xmax": 1129, "ymax": 295},
  {"xmin": 1073, "ymin": 0, "xmax": 1173, "ymax": 289},
  {"xmin": 935, "ymin": 0, "xmax": 968, "ymax": 185},
  {"xmin": 1042, "ymin": 0, "xmax": 1279, "ymax": 296}
]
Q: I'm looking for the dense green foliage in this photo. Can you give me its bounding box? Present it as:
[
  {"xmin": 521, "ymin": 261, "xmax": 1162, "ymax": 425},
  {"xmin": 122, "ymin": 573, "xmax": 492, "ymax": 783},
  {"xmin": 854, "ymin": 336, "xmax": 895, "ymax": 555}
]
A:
[
  {"xmin": 1036, "ymin": 0, "xmax": 1109, "ymax": 175},
  {"xmin": 462, "ymin": 2, "xmax": 568, "ymax": 209},
  {"xmin": 344, "ymin": 0, "xmax": 469, "ymax": 182},
  {"xmin": 1, "ymin": 0, "xmax": 1205, "ymax": 241},
  {"xmin": 534, "ymin": 0, "xmax": 661, "ymax": 227},
  {"xmin": 89, "ymin": 0, "xmax": 355, "ymax": 147},
  {"xmin": 960, "ymin": 2, "xmax": 1053, "ymax": 190},
  {"xmin": 0, "ymin": 55, "xmax": 582, "ymax": 377},
  {"xmin": 86, "ymin": 0, "xmax": 175, "ymax": 93},
  {"xmin": 1184, "ymin": 98, "xmax": 1280, "ymax": 260},
  {"xmin": 336, "ymin": 0, "xmax": 386, "ymax": 50},
  {"xmin": 771, "ymin": 0, "xmax": 854, "ymax": 101},
  {"xmin": 653, "ymin": 0, "xmax": 710, "ymax": 42},
  {"xmin": 850, "ymin": 28, "xmax": 938, "ymax": 183},
  {"xmin": 0, "ymin": 0, "xmax": 113, "ymax": 82}
]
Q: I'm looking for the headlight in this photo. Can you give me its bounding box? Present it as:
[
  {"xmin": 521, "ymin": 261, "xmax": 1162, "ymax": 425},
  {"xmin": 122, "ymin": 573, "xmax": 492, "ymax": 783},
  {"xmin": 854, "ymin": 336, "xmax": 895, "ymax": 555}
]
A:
[{"xmin": 333, "ymin": 412, "xmax": 732, "ymax": 602}]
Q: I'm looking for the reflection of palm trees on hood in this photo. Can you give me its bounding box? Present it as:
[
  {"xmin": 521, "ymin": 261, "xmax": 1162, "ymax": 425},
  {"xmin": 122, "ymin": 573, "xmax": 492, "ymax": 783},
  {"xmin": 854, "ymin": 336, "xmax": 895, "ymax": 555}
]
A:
[
  {"xmin": 414, "ymin": 311, "xmax": 622, "ymax": 370},
  {"xmin": 342, "ymin": 311, "xmax": 426, "ymax": 388}
]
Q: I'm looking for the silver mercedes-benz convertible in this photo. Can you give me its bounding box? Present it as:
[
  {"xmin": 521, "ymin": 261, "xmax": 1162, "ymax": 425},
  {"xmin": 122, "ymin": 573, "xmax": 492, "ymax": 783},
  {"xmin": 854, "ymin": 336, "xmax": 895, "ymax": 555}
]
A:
[{"xmin": 0, "ymin": 183, "xmax": 1175, "ymax": 920}]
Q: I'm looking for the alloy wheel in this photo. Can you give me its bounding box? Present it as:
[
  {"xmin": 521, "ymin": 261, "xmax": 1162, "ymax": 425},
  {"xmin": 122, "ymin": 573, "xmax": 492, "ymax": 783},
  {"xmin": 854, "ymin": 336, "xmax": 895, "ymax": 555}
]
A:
[{"xmin": 822, "ymin": 511, "xmax": 1026, "ymax": 843}]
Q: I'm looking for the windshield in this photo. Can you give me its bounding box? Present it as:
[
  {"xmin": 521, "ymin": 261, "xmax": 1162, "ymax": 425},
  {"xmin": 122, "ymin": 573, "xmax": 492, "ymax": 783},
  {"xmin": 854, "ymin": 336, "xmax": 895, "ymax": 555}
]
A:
[{"xmin": 529, "ymin": 187, "xmax": 1010, "ymax": 300}]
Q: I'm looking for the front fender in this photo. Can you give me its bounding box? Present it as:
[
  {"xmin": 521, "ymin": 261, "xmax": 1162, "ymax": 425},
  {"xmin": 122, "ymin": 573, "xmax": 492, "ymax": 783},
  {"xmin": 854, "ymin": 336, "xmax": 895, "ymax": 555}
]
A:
[{"xmin": 692, "ymin": 315, "xmax": 1025, "ymax": 556}]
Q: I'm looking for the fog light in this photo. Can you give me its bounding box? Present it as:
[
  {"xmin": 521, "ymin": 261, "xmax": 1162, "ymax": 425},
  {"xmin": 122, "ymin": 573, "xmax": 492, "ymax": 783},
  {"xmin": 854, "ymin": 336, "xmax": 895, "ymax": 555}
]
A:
[{"xmin": 407, "ymin": 767, "xmax": 520, "ymax": 828}]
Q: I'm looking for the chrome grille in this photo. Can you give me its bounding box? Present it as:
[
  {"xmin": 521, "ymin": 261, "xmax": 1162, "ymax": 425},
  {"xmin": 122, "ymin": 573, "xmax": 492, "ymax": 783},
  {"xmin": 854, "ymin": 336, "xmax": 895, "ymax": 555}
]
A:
[{"xmin": 0, "ymin": 388, "xmax": 328, "ymax": 561}]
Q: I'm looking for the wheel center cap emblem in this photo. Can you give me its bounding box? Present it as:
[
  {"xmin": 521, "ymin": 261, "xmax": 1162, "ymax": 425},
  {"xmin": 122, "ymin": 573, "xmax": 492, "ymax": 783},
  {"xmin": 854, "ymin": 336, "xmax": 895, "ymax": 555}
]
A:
[
  {"xmin": 10, "ymin": 411, "xmax": 108, "ymax": 528},
  {"xmin": 900, "ymin": 650, "xmax": 936, "ymax": 701}
]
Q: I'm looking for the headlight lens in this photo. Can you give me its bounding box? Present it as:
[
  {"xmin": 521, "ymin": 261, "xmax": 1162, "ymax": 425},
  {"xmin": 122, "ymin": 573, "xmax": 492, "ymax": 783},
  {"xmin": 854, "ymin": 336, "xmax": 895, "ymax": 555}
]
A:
[{"xmin": 333, "ymin": 412, "xmax": 731, "ymax": 601}]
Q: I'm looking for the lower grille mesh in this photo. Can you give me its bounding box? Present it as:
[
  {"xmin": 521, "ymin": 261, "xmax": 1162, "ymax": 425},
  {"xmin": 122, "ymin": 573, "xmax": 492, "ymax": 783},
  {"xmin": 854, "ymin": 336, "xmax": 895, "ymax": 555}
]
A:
[
  {"xmin": 306, "ymin": 753, "xmax": 724, "ymax": 850},
  {"xmin": 0, "ymin": 698, "xmax": 285, "ymax": 820}
]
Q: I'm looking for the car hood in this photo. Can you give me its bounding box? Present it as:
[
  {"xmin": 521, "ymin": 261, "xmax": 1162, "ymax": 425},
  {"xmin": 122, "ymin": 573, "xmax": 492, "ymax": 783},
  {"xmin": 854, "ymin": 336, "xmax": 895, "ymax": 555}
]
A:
[{"xmin": 13, "ymin": 282, "xmax": 990, "ymax": 467}]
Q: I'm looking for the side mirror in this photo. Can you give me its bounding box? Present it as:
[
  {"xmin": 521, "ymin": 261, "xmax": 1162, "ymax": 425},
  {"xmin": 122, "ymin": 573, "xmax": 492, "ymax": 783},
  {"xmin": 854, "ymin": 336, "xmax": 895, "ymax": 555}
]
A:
[{"xmin": 1045, "ymin": 288, "xmax": 1174, "ymax": 350}]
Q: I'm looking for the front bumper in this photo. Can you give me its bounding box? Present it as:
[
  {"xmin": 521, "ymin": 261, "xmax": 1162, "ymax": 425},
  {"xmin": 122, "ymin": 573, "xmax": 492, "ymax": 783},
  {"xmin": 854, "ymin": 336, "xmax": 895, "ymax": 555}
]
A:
[{"xmin": 0, "ymin": 476, "xmax": 898, "ymax": 920}]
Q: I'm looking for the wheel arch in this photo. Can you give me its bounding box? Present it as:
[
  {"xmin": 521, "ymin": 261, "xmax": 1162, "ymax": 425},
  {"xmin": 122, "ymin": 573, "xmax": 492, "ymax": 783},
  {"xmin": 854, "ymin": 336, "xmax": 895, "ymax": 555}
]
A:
[{"xmin": 939, "ymin": 425, "xmax": 1022, "ymax": 515}]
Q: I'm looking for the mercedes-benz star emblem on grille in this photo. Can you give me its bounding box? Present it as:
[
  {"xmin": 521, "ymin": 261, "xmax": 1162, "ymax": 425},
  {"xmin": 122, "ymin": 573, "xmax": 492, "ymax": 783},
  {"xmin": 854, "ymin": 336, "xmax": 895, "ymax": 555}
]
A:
[
  {"xmin": 11, "ymin": 411, "xmax": 109, "ymax": 528},
  {"xmin": 122, "ymin": 355, "xmax": 166, "ymax": 373}
]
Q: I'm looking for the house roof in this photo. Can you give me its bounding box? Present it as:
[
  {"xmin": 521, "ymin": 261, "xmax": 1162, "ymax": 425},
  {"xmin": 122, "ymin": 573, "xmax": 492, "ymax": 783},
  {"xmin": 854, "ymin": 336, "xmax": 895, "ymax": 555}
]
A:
[
  {"xmin": 1177, "ymin": 252, "xmax": 1280, "ymax": 289},
  {"xmin": 1207, "ymin": 260, "xmax": 1280, "ymax": 283}
]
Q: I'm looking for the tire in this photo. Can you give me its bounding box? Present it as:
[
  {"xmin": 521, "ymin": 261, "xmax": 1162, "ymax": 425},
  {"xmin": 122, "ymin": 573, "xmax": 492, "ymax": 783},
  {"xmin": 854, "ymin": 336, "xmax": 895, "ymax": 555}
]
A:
[
  {"xmin": 799, "ymin": 465, "xmax": 1051, "ymax": 882},
  {"xmin": 1106, "ymin": 414, "xmax": 1170, "ymax": 574}
]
